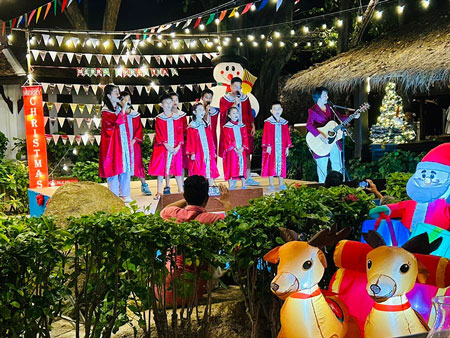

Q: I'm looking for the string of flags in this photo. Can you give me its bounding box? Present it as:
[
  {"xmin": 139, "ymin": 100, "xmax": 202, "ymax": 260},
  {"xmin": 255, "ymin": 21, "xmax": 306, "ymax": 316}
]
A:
[
  {"xmin": 45, "ymin": 133, "xmax": 155, "ymax": 146},
  {"xmin": 41, "ymin": 82, "xmax": 214, "ymax": 96},
  {"xmin": 43, "ymin": 100, "xmax": 203, "ymax": 117},
  {"xmin": 76, "ymin": 67, "xmax": 177, "ymax": 78},
  {"xmin": 30, "ymin": 49, "xmax": 218, "ymax": 66},
  {"xmin": 1, "ymin": 0, "xmax": 81, "ymax": 35}
]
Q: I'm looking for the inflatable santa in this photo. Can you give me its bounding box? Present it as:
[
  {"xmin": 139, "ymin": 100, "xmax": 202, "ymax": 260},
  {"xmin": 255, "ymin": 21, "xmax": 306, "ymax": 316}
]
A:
[{"xmin": 370, "ymin": 143, "xmax": 450, "ymax": 231}]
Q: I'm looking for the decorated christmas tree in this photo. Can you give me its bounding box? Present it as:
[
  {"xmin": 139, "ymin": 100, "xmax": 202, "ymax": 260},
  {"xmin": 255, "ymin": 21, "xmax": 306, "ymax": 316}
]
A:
[{"xmin": 370, "ymin": 82, "xmax": 416, "ymax": 145}]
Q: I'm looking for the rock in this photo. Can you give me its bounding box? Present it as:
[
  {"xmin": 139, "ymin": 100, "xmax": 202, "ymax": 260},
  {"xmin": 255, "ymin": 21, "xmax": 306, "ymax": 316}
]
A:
[{"xmin": 44, "ymin": 182, "xmax": 126, "ymax": 228}]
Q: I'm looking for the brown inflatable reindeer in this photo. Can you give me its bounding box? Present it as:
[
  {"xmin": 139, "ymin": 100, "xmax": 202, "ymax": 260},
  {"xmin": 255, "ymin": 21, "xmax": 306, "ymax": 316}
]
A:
[
  {"xmin": 362, "ymin": 231, "xmax": 443, "ymax": 338},
  {"xmin": 264, "ymin": 226, "xmax": 362, "ymax": 338}
]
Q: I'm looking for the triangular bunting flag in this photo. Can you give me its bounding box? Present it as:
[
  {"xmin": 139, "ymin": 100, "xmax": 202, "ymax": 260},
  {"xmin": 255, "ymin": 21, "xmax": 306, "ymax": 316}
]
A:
[
  {"xmin": 141, "ymin": 118, "xmax": 147, "ymax": 127},
  {"xmin": 219, "ymin": 10, "xmax": 227, "ymax": 22},
  {"xmin": 61, "ymin": 135, "xmax": 68, "ymax": 145},
  {"xmin": 104, "ymin": 54, "xmax": 112, "ymax": 64},
  {"xmin": 76, "ymin": 118, "xmax": 83, "ymax": 128},
  {"xmin": 184, "ymin": 54, "xmax": 191, "ymax": 63},
  {"xmin": 200, "ymin": 83, "xmax": 206, "ymax": 90},
  {"xmin": 144, "ymin": 55, "xmax": 151, "ymax": 64},
  {"xmin": 49, "ymin": 51, "xmax": 57, "ymax": 61},
  {"xmin": 160, "ymin": 55, "xmax": 167, "ymax": 64},
  {"xmin": 132, "ymin": 39, "xmax": 139, "ymax": 49},
  {"xmin": 229, "ymin": 7, "xmax": 237, "ymax": 18},
  {"xmin": 196, "ymin": 53, "xmax": 203, "ymax": 62},
  {"xmin": 179, "ymin": 55, "xmax": 186, "ymax": 63},
  {"xmin": 186, "ymin": 84, "xmax": 193, "ymax": 91},
  {"xmin": 204, "ymin": 52, "xmax": 211, "ymax": 59},
  {"xmin": 75, "ymin": 136, "xmax": 81, "ymax": 145},
  {"xmin": 31, "ymin": 50, "xmax": 39, "ymax": 60},
  {"xmin": 206, "ymin": 13, "xmax": 215, "ymax": 25},
  {"xmin": 85, "ymin": 53, "xmax": 93, "ymax": 64},
  {"xmin": 85, "ymin": 104, "xmax": 93, "ymax": 114},
  {"xmin": 42, "ymin": 34, "xmax": 50, "ymax": 45},
  {"xmin": 149, "ymin": 133, "xmax": 155, "ymax": 143},
  {"xmin": 57, "ymin": 52, "xmax": 64, "ymax": 63},
  {"xmin": 93, "ymin": 117, "xmax": 101, "ymax": 128},
  {"xmin": 191, "ymin": 54, "xmax": 197, "ymax": 63},
  {"xmin": 46, "ymin": 102, "xmax": 54, "ymax": 112},
  {"xmin": 171, "ymin": 85, "xmax": 178, "ymax": 93},
  {"xmin": 135, "ymin": 55, "xmax": 141, "ymax": 64},
  {"xmin": 155, "ymin": 56, "xmax": 161, "ymax": 65},
  {"xmin": 242, "ymin": 3, "xmax": 253, "ymax": 15},
  {"xmin": 56, "ymin": 35, "xmax": 64, "ymax": 46},
  {"xmin": 73, "ymin": 84, "xmax": 81, "ymax": 95},
  {"xmin": 113, "ymin": 55, "xmax": 120, "ymax": 64},
  {"xmin": 54, "ymin": 102, "xmax": 62, "ymax": 113},
  {"xmin": 182, "ymin": 19, "xmax": 192, "ymax": 29},
  {"xmin": 66, "ymin": 52, "xmax": 74, "ymax": 63},
  {"xmin": 173, "ymin": 54, "xmax": 179, "ymax": 64},
  {"xmin": 94, "ymin": 135, "xmax": 101, "ymax": 145},
  {"xmin": 121, "ymin": 55, "xmax": 128, "ymax": 64},
  {"xmin": 81, "ymin": 133, "xmax": 89, "ymax": 145},
  {"xmin": 118, "ymin": 85, "xmax": 126, "ymax": 92},
  {"xmin": 193, "ymin": 17, "xmax": 202, "ymax": 29},
  {"xmin": 42, "ymin": 83, "xmax": 49, "ymax": 93},
  {"xmin": 78, "ymin": 104, "xmax": 85, "ymax": 114},
  {"xmin": 136, "ymin": 85, "xmax": 143, "ymax": 95},
  {"xmin": 70, "ymin": 103, "xmax": 78, "ymax": 113},
  {"xmin": 57, "ymin": 83, "xmax": 65, "ymax": 94},
  {"xmin": 68, "ymin": 135, "xmax": 75, "ymax": 145},
  {"xmin": 44, "ymin": 117, "xmax": 49, "ymax": 126},
  {"xmin": 258, "ymin": 0, "xmax": 269, "ymax": 11},
  {"xmin": 154, "ymin": 85, "xmax": 160, "ymax": 94},
  {"xmin": 52, "ymin": 135, "xmax": 60, "ymax": 144},
  {"xmin": 96, "ymin": 54, "xmax": 103, "ymax": 64},
  {"xmin": 276, "ymin": 0, "xmax": 283, "ymax": 11},
  {"xmin": 91, "ymin": 84, "xmax": 98, "ymax": 95},
  {"xmin": 83, "ymin": 85, "xmax": 90, "ymax": 95},
  {"xmin": 144, "ymin": 86, "xmax": 151, "ymax": 95},
  {"xmin": 58, "ymin": 117, "xmax": 65, "ymax": 127},
  {"xmin": 39, "ymin": 51, "xmax": 47, "ymax": 61},
  {"xmin": 113, "ymin": 39, "xmax": 120, "ymax": 49}
]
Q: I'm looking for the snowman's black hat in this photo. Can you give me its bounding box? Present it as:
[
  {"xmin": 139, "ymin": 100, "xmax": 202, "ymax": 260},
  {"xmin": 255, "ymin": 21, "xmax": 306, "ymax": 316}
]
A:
[{"xmin": 212, "ymin": 44, "xmax": 248, "ymax": 68}]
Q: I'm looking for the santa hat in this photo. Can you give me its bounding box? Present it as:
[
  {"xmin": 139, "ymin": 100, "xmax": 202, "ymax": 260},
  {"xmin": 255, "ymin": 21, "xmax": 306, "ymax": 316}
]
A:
[{"xmin": 417, "ymin": 143, "xmax": 450, "ymax": 173}]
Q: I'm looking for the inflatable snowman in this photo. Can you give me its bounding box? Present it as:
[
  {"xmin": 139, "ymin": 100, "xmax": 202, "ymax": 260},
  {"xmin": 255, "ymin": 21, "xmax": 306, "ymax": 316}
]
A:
[{"xmin": 210, "ymin": 48, "xmax": 260, "ymax": 117}]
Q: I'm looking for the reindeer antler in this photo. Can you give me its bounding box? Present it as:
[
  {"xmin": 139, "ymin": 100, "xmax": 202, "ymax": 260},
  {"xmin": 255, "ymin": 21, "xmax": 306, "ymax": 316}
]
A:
[
  {"xmin": 402, "ymin": 233, "xmax": 443, "ymax": 255},
  {"xmin": 362, "ymin": 231, "xmax": 387, "ymax": 249},
  {"xmin": 308, "ymin": 225, "xmax": 352, "ymax": 248},
  {"xmin": 279, "ymin": 227, "xmax": 299, "ymax": 242}
]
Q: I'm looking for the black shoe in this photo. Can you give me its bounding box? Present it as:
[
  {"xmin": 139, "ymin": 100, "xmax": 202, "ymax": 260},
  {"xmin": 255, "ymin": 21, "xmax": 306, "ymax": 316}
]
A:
[{"xmin": 163, "ymin": 186, "xmax": 171, "ymax": 194}]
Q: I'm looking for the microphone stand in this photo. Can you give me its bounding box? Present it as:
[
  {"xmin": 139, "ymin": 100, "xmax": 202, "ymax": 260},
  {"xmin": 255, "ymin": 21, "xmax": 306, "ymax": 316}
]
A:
[{"xmin": 329, "ymin": 103, "xmax": 352, "ymax": 182}]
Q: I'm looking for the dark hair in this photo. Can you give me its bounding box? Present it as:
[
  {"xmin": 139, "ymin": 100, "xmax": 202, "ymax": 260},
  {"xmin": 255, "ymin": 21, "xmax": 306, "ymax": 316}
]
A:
[
  {"xmin": 312, "ymin": 87, "xmax": 328, "ymax": 103},
  {"xmin": 226, "ymin": 106, "xmax": 239, "ymax": 122},
  {"xmin": 271, "ymin": 100, "xmax": 282, "ymax": 108},
  {"xmin": 191, "ymin": 103, "xmax": 206, "ymax": 124},
  {"xmin": 168, "ymin": 92, "xmax": 179, "ymax": 98},
  {"xmin": 159, "ymin": 93, "xmax": 172, "ymax": 103},
  {"xmin": 103, "ymin": 84, "xmax": 118, "ymax": 111},
  {"xmin": 201, "ymin": 89, "xmax": 213, "ymax": 98},
  {"xmin": 325, "ymin": 170, "xmax": 343, "ymax": 188},
  {"xmin": 183, "ymin": 175, "xmax": 209, "ymax": 206},
  {"xmin": 230, "ymin": 77, "xmax": 242, "ymax": 85}
]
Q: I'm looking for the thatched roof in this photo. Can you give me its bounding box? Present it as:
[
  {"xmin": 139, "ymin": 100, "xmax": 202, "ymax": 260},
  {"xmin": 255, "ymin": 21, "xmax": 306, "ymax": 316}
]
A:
[{"xmin": 284, "ymin": 10, "xmax": 450, "ymax": 94}]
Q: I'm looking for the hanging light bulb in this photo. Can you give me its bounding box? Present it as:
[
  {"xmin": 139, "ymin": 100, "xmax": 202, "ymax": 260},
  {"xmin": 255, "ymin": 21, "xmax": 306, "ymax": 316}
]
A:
[
  {"xmin": 260, "ymin": 34, "xmax": 265, "ymax": 39},
  {"xmin": 7, "ymin": 34, "xmax": 13, "ymax": 42},
  {"xmin": 207, "ymin": 41, "xmax": 213, "ymax": 48},
  {"xmin": 126, "ymin": 49, "xmax": 130, "ymax": 56},
  {"xmin": 239, "ymin": 42, "xmax": 243, "ymax": 46},
  {"xmin": 236, "ymin": 37, "xmax": 241, "ymax": 42},
  {"xmin": 73, "ymin": 148, "xmax": 78, "ymax": 155},
  {"xmin": 172, "ymin": 40, "xmax": 180, "ymax": 49},
  {"xmin": 66, "ymin": 38, "xmax": 73, "ymax": 47},
  {"xmin": 190, "ymin": 40, "xmax": 197, "ymax": 48},
  {"xmin": 215, "ymin": 18, "xmax": 220, "ymax": 25},
  {"xmin": 302, "ymin": 26, "xmax": 309, "ymax": 33},
  {"xmin": 217, "ymin": 46, "xmax": 222, "ymax": 51},
  {"xmin": 337, "ymin": 19, "xmax": 343, "ymax": 27},
  {"xmin": 140, "ymin": 64, "xmax": 148, "ymax": 72},
  {"xmin": 248, "ymin": 34, "xmax": 255, "ymax": 41},
  {"xmin": 328, "ymin": 40, "xmax": 336, "ymax": 47},
  {"xmin": 290, "ymin": 29, "xmax": 295, "ymax": 35},
  {"xmin": 294, "ymin": 42, "xmax": 298, "ymax": 47},
  {"xmin": 63, "ymin": 164, "xmax": 68, "ymax": 171},
  {"xmin": 306, "ymin": 42, "xmax": 311, "ymax": 47},
  {"xmin": 139, "ymin": 40, "xmax": 146, "ymax": 47},
  {"xmin": 157, "ymin": 41, "xmax": 163, "ymax": 48},
  {"xmin": 157, "ymin": 34, "xmax": 163, "ymax": 40},
  {"xmin": 252, "ymin": 41, "xmax": 258, "ymax": 47},
  {"xmin": 214, "ymin": 38, "xmax": 219, "ymax": 43},
  {"xmin": 48, "ymin": 37, "xmax": 55, "ymax": 46},
  {"xmin": 357, "ymin": 15, "xmax": 363, "ymax": 22},
  {"xmin": 375, "ymin": 10, "xmax": 383, "ymax": 19},
  {"xmin": 199, "ymin": 24, "xmax": 205, "ymax": 30},
  {"xmin": 322, "ymin": 23, "xmax": 327, "ymax": 29},
  {"xmin": 184, "ymin": 28, "xmax": 190, "ymax": 34},
  {"xmin": 318, "ymin": 41, "xmax": 323, "ymax": 46},
  {"xmin": 86, "ymin": 39, "xmax": 92, "ymax": 46},
  {"xmin": 235, "ymin": 11, "xmax": 240, "ymax": 18},
  {"xmin": 131, "ymin": 48, "xmax": 136, "ymax": 54},
  {"xmin": 279, "ymin": 41, "xmax": 285, "ymax": 47},
  {"xmin": 251, "ymin": 4, "xmax": 256, "ymax": 11},
  {"xmin": 422, "ymin": 0, "xmax": 430, "ymax": 8},
  {"xmin": 146, "ymin": 36, "xmax": 152, "ymax": 42},
  {"xmin": 274, "ymin": 31, "xmax": 281, "ymax": 38},
  {"xmin": 170, "ymin": 32, "xmax": 176, "ymax": 37},
  {"xmin": 396, "ymin": 5, "xmax": 405, "ymax": 14},
  {"xmin": 266, "ymin": 41, "xmax": 272, "ymax": 47}
]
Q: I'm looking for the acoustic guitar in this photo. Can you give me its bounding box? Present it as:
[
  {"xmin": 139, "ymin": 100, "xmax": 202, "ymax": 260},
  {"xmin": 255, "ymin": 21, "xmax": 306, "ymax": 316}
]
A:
[{"xmin": 306, "ymin": 103, "xmax": 370, "ymax": 157}]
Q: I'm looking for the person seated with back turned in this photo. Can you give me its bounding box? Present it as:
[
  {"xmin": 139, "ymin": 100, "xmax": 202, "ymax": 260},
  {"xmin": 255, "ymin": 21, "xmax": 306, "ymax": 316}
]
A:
[
  {"xmin": 159, "ymin": 175, "xmax": 231, "ymax": 306},
  {"xmin": 161, "ymin": 175, "xmax": 232, "ymax": 223}
]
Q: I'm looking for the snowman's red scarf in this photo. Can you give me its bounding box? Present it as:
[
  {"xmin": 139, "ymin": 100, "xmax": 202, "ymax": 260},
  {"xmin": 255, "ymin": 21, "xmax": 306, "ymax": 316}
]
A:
[{"xmin": 217, "ymin": 82, "xmax": 231, "ymax": 92}]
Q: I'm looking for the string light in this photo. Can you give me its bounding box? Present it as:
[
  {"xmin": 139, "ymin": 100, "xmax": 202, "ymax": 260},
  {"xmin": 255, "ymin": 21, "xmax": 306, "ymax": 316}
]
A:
[
  {"xmin": 206, "ymin": 41, "xmax": 213, "ymax": 47},
  {"xmin": 63, "ymin": 164, "xmax": 68, "ymax": 171},
  {"xmin": 260, "ymin": 34, "xmax": 265, "ymax": 39},
  {"xmin": 126, "ymin": 49, "xmax": 130, "ymax": 56},
  {"xmin": 157, "ymin": 41, "xmax": 163, "ymax": 48},
  {"xmin": 199, "ymin": 24, "xmax": 205, "ymax": 30},
  {"xmin": 157, "ymin": 34, "xmax": 163, "ymax": 40},
  {"xmin": 337, "ymin": 19, "xmax": 343, "ymax": 27},
  {"xmin": 252, "ymin": 41, "xmax": 258, "ymax": 47},
  {"xmin": 131, "ymin": 48, "xmax": 136, "ymax": 54},
  {"xmin": 279, "ymin": 41, "xmax": 285, "ymax": 47},
  {"xmin": 274, "ymin": 31, "xmax": 281, "ymax": 38},
  {"xmin": 251, "ymin": 4, "xmax": 256, "ymax": 11},
  {"xmin": 239, "ymin": 42, "xmax": 243, "ymax": 46},
  {"xmin": 66, "ymin": 38, "xmax": 73, "ymax": 47},
  {"xmin": 170, "ymin": 32, "xmax": 176, "ymax": 37},
  {"xmin": 214, "ymin": 38, "xmax": 219, "ymax": 43},
  {"xmin": 190, "ymin": 40, "xmax": 197, "ymax": 48},
  {"xmin": 86, "ymin": 39, "xmax": 92, "ymax": 46},
  {"xmin": 184, "ymin": 28, "xmax": 190, "ymax": 34},
  {"xmin": 375, "ymin": 10, "xmax": 383, "ymax": 19},
  {"xmin": 266, "ymin": 41, "xmax": 272, "ymax": 47},
  {"xmin": 328, "ymin": 40, "xmax": 336, "ymax": 47},
  {"xmin": 248, "ymin": 34, "xmax": 255, "ymax": 41},
  {"xmin": 322, "ymin": 23, "xmax": 327, "ymax": 29},
  {"xmin": 7, "ymin": 34, "xmax": 13, "ymax": 41},
  {"xmin": 357, "ymin": 15, "xmax": 363, "ymax": 22},
  {"xmin": 396, "ymin": 5, "xmax": 405, "ymax": 14},
  {"xmin": 215, "ymin": 18, "xmax": 220, "ymax": 24},
  {"xmin": 290, "ymin": 29, "xmax": 295, "ymax": 35},
  {"xmin": 139, "ymin": 40, "xmax": 146, "ymax": 47},
  {"xmin": 294, "ymin": 42, "xmax": 298, "ymax": 47},
  {"xmin": 235, "ymin": 11, "xmax": 240, "ymax": 18},
  {"xmin": 302, "ymin": 26, "xmax": 309, "ymax": 33},
  {"xmin": 306, "ymin": 42, "xmax": 311, "ymax": 47},
  {"xmin": 103, "ymin": 40, "xmax": 110, "ymax": 48},
  {"xmin": 48, "ymin": 37, "xmax": 54, "ymax": 46},
  {"xmin": 422, "ymin": 0, "xmax": 430, "ymax": 8},
  {"xmin": 172, "ymin": 40, "xmax": 180, "ymax": 48},
  {"xmin": 73, "ymin": 148, "xmax": 77, "ymax": 155}
]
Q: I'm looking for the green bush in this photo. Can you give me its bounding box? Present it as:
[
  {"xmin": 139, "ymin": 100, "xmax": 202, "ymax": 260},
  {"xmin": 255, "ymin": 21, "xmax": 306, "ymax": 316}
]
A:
[
  {"xmin": 224, "ymin": 184, "xmax": 375, "ymax": 337},
  {"xmin": 0, "ymin": 131, "xmax": 8, "ymax": 159},
  {"xmin": 0, "ymin": 216, "xmax": 71, "ymax": 337},
  {"xmin": 384, "ymin": 172, "xmax": 413, "ymax": 201},
  {"xmin": 72, "ymin": 160, "xmax": 105, "ymax": 183},
  {"xmin": 0, "ymin": 159, "xmax": 29, "ymax": 214}
]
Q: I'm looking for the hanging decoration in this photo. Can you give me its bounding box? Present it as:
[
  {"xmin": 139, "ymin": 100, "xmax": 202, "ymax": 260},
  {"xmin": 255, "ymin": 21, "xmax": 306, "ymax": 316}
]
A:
[{"xmin": 45, "ymin": 133, "xmax": 155, "ymax": 146}]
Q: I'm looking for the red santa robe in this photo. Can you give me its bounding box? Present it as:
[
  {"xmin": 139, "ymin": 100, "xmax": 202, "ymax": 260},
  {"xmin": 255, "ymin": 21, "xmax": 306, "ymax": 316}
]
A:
[
  {"xmin": 221, "ymin": 120, "xmax": 248, "ymax": 180},
  {"xmin": 261, "ymin": 116, "xmax": 293, "ymax": 178},
  {"xmin": 204, "ymin": 104, "xmax": 220, "ymax": 152},
  {"xmin": 99, "ymin": 107, "xmax": 131, "ymax": 178},
  {"xmin": 186, "ymin": 119, "xmax": 219, "ymax": 179},
  {"xmin": 219, "ymin": 93, "xmax": 254, "ymax": 156},
  {"xmin": 387, "ymin": 199, "xmax": 450, "ymax": 231},
  {"xmin": 148, "ymin": 113, "xmax": 184, "ymax": 177},
  {"xmin": 128, "ymin": 111, "xmax": 146, "ymax": 178}
]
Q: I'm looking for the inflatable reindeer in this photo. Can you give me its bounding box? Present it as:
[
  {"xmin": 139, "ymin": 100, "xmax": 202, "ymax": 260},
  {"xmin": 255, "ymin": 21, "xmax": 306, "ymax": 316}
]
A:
[
  {"xmin": 264, "ymin": 226, "xmax": 361, "ymax": 338},
  {"xmin": 363, "ymin": 231, "xmax": 442, "ymax": 338}
]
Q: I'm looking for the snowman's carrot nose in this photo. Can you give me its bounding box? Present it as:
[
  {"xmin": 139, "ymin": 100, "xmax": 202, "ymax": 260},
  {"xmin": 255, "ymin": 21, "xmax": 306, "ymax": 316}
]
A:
[{"xmin": 227, "ymin": 73, "xmax": 233, "ymax": 80}]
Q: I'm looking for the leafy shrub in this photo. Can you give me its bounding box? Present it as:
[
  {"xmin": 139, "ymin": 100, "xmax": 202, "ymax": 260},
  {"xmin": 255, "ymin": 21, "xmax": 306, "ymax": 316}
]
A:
[
  {"xmin": 384, "ymin": 172, "xmax": 413, "ymax": 201},
  {"xmin": 224, "ymin": 184, "xmax": 375, "ymax": 337},
  {"xmin": 0, "ymin": 159, "xmax": 29, "ymax": 214},
  {"xmin": 72, "ymin": 160, "xmax": 105, "ymax": 183},
  {"xmin": 0, "ymin": 131, "xmax": 8, "ymax": 159},
  {"xmin": 0, "ymin": 216, "xmax": 71, "ymax": 337}
]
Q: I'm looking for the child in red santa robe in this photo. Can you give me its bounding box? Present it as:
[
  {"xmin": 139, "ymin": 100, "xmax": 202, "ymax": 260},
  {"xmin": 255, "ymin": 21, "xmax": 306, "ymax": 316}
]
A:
[
  {"xmin": 220, "ymin": 106, "xmax": 248, "ymax": 190},
  {"xmin": 261, "ymin": 101, "xmax": 293, "ymax": 192},
  {"xmin": 120, "ymin": 91, "xmax": 152, "ymax": 196},
  {"xmin": 148, "ymin": 94, "xmax": 184, "ymax": 199},
  {"xmin": 99, "ymin": 85, "xmax": 133, "ymax": 203},
  {"xmin": 186, "ymin": 103, "xmax": 220, "ymax": 196}
]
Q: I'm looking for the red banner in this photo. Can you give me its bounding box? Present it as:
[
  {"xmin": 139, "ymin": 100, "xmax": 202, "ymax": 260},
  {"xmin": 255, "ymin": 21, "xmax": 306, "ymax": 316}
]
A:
[{"xmin": 23, "ymin": 85, "xmax": 49, "ymax": 188}]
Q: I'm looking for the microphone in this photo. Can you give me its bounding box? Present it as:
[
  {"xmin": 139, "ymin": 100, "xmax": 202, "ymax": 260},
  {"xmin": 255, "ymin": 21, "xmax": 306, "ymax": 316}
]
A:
[{"xmin": 329, "ymin": 100, "xmax": 355, "ymax": 112}]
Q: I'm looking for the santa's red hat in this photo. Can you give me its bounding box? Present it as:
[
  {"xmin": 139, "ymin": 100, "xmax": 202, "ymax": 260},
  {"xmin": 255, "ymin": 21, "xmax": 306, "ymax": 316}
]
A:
[{"xmin": 417, "ymin": 143, "xmax": 450, "ymax": 173}]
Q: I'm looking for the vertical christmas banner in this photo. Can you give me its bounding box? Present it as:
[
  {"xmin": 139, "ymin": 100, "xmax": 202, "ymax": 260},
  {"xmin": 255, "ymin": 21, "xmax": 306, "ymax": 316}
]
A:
[
  {"xmin": 23, "ymin": 85, "xmax": 49, "ymax": 188},
  {"xmin": 370, "ymin": 82, "xmax": 416, "ymax": 145}
]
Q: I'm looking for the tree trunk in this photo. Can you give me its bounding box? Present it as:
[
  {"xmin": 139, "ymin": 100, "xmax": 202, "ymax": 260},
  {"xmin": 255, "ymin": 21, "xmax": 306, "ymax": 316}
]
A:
[
  {"xmin": 350, "ymin": 0, "xmax": 380, "ymax": 48},
  {"xmin": 103, "ymin": 0, "xmax": 122, "ymax": 31},
  {"xmin": 63, "ymin": 0, "xmax": 88, "ymax": 30},
  {"xmin": 337, "ymin": 0, "xmax": 353, "ymax": 53}
]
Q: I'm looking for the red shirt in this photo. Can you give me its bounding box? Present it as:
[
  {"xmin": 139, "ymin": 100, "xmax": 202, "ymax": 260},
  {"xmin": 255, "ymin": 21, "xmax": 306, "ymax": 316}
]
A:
[{"xmin": 161, "ymin": 205, "xmax": 225, "ymax": 224}]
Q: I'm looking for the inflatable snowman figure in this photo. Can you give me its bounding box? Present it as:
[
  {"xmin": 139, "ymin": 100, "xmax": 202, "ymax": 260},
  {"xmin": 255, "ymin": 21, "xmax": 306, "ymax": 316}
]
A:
[{"xmin": 210, "ymin": 48, "xmax": 259, "ymax": 118}]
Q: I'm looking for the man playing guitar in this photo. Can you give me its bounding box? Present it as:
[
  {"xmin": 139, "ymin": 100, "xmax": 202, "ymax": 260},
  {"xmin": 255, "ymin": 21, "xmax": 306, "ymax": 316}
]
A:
[{"xmin": 306, "ymin": 87, "xmax": 360, "ymax": 183}]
